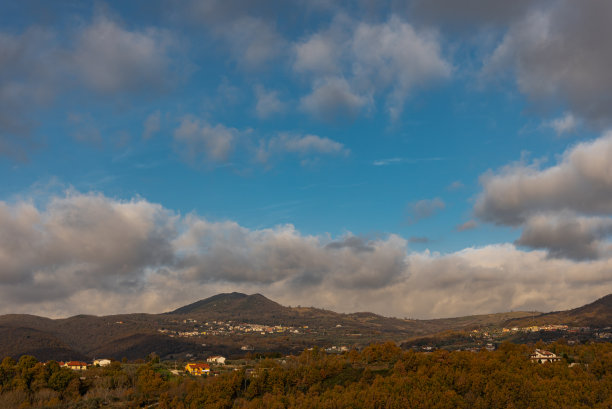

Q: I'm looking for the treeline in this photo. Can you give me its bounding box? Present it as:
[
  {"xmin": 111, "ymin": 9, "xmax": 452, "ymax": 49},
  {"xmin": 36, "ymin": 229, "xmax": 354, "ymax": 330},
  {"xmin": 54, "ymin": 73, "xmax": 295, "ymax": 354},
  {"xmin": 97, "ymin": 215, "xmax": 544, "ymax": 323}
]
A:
[{"xmin": 1, "ymin": 341, "xmax": 611, "ymax": 408}]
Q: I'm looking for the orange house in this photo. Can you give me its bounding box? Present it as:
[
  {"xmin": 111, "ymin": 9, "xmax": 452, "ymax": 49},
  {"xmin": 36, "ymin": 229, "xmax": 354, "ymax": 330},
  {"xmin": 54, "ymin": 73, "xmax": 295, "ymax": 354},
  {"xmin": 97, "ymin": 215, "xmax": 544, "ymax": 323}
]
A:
[{"xmin": 185, "ymin": 363, "xmax": 210, "ymax": 376}]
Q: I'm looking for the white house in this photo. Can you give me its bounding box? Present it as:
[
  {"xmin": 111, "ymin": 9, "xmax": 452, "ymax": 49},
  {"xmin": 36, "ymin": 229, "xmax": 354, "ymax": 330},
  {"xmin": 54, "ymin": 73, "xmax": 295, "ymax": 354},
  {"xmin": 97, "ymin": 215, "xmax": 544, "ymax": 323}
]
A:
[
  {"xmin": 206, "ymin": 355, "xmax": 226, "ymax": 365},
  {"xmin": 530, "ymin": 349, "xmax": 562, "ymax": 363},
  {"xmin": 93, "ymin": 359, "xmax": 112, "ymax": 367}
]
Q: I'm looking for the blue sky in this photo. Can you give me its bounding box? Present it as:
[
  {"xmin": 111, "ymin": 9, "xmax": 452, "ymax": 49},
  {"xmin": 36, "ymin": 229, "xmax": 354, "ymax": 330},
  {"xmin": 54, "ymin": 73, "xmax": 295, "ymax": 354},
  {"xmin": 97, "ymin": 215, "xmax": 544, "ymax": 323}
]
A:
[{"xmin": 1, "ymin": 0, "xmax": 611, "ymax": 318}]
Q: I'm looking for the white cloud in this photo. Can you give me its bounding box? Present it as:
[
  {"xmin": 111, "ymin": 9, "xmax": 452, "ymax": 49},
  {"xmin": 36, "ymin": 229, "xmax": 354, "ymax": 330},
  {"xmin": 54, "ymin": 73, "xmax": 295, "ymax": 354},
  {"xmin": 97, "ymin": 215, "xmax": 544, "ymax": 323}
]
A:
[
  {"xmin": 476, "ymin": 131, "xmax": 612, "ymax": 260},
  {"xmin": 254, "ymin": 85, "xmax": 284, "ymax": 119},
  {"xmin": 300, "ymin": 77, "xmax": 369, "ymax": 121},
  {"xmin": 515, "ymin": 213, "xmax": 612, "ymax": 261},
  {"xmin": 0, "ymin": 191, "xmax": 610, "ymax": 318},
  {"xmin": 0, "ymin": 14, "xmax": 181, "ymax": 159},
  {"xmin": 476, "ymin": 131, "xmax": 612, "ymax": 225},
  {"xmin": 257, "ymin": 132, "xmax": 348, "ymax": 164},
  {"xmin": 222, "ymin": 16, "xmax": 287, "ymax": 68},
  {"xmin": 407, "ymin": 198, "xmax": 445, "ymax": 224},
  {"xmin": 545, "ymin": 112, "xmax": 578, "ymax": 136},
  {"xmin": 293, "ymin": 32, "xmax": 341, "ymax": 74},
  {"xmin": 456, "ymin": 220, "xmax": 477, "ymax": 231},
  {"xmin": 409, "ymin": 0, "xmax": 538, "ymax": 27},
  {"xmin": 72, "ymin": 15, "xmax": 175, "ymax": 94},
  {"xmin": 483, "ymin": 0, "xmax": 612, "ymax": 127},
  {"xmin": 351, "ymin": 16, "xmax": 452, "ymax": 119},
  {"xmin": 294, "ymin": 15, "xmax": 451, "ymax": 121},
  {"xmin": 181, "ymin": 0, "xmax": 286, "ymax": 69},
  {"xmin": 173, "ymin": 116, "xmax": 239, "ymax": 163}
]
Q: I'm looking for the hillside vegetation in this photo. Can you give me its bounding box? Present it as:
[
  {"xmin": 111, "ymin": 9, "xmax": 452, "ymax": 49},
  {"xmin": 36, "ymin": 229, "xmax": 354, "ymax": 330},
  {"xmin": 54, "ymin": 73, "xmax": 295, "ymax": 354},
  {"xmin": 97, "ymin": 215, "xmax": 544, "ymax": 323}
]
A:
[{"xmin": 0, "ymin": 342, "xmax": 611, "ymax": 408}]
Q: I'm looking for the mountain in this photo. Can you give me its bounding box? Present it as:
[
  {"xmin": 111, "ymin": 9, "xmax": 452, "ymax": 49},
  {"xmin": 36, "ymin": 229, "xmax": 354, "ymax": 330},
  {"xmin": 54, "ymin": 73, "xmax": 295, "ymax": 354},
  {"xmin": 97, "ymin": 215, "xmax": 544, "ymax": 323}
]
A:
[
  {"xmin": 168, "ymin": 292, "xmax": 285, "ymax": 316},
  {"xmin": 0, "ymin": 293, "xmax": 608, "ymax": 362},
  {"xmin": 505, "ymin": 294, "xmax": 612, "ymax": 328}
]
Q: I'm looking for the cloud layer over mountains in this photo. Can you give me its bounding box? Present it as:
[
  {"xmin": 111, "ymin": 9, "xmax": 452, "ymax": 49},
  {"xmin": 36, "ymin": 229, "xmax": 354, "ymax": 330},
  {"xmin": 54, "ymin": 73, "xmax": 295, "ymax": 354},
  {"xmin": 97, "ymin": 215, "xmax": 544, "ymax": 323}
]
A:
[{"xmin": 1, "ymin": 190, "xmax": 610, "ymax": 318}]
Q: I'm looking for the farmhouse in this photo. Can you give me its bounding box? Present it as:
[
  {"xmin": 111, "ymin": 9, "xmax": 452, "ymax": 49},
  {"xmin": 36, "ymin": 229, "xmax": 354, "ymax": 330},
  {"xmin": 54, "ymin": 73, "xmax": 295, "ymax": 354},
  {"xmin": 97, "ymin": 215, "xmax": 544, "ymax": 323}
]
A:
[
  {"xmin": 93, "ymin": 359, "xmax": 112, "ymax": 367},
  {"xmin": 206, "ymin": 355, "xmax": 226, "ymax": 365},
  {"xmin": 530, "ymin": 349, "xmax": 562, "ymax": 363},
  {"xmin": 64, "ymin": 361, "xmax": 88, "ymax": 370}
]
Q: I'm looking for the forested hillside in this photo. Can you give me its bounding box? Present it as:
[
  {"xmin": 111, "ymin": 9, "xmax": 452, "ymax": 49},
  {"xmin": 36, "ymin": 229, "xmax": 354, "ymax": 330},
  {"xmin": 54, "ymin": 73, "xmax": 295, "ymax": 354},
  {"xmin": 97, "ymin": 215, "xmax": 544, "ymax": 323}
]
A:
[{"xmin": 1, "ymin": 341, "xmax": 611, "ymax": 408}]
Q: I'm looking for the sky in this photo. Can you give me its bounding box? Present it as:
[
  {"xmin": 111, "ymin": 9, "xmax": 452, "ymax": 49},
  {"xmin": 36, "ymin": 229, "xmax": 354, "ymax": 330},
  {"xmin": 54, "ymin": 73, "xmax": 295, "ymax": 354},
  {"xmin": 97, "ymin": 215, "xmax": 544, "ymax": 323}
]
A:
[{"xmin": 1, "ymin": 0, "xmax": 612, "ymax": 319}]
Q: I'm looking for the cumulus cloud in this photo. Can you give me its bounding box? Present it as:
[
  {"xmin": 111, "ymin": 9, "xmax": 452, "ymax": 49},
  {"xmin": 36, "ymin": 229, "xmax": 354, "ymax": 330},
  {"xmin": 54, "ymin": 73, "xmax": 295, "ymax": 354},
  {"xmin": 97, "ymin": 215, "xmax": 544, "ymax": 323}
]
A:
[
  {"xmin": 515, "ymin": 213, "xmax": 612, "ymax": 261},
  {"xmin": 476, "ymin": 132, "xmax": 612, "ymax": 225},
  {"xmin": 483, "ymin": 0, "xmax": 612, "ymax": 127},
  {"xmin": 476, "ymin": 131, "xmax": 612, "ymax": 260},
  {"xmin": 173, "ymin": 116, "xmax": 239, "ymax": 163},
  {"xmin": 0, "ymin": 14, "xmax": 181, "ymax": 159},
  {"xmin": 0, "ymin": 192, "xmax": 175, "ymax": 303},
  {"xmin": 223, "ymin": 16, "xmax": 286, "ymax": 68},
  {"xmin": 0, "ymin": 191, "xmax": 407, "ymax": 315},
  {"xmin": 456, "ymin": 220, "xmax": 477, "ymax": 231},
  {"xmin": 399, "ymin": 244, "xmax": 612, "ymax": 318},
  {"xmin": 295, "ymin": 15, "xmax": 451, "ymax": 121},
  {"xmin": 300, "ymin": 77, "xmax": 369, "ymax": 122},
  {"xmin": 545, "ymin": 112, "xmax": 578, "ymax": 136},
  {"xmin": 72, "ymin": 15, "xmax": 175, "ymax": 94},
  {"xmin": 350, "ymin": 16, "xmax": 452, "ymax": 119},
  {"xmin": 254, "ymin": 85, "xmax": 284, "ymax": 119},
  {"xmin": 410, "ymin": 0, "xmax": 539, "ymax": 27},
  {"xmin": 256, "ymin": 132, "xmax": 348, "ymax": 164},
  {"xmin": 407, "ymin": 198, "xmax": 445, "ymax": 224},
  {"xmin": 181, "ymin": 0, "xmax": 286, "ymax": 68},
  {"xmin": 293, "ymin": 32, "xmax": 340, "ymax": 75},
  {"xmin": 0, "ymin": 191, "xmax": 610, "ymax": 318}
]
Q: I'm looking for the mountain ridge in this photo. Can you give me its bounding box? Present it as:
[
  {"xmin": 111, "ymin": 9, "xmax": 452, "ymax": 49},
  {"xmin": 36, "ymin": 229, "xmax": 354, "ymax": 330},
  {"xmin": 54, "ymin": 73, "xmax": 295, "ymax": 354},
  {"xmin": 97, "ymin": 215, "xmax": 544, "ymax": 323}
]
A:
[{"xmin": 0, "ymin": 292, "xmax": 609, "ymax": 362}]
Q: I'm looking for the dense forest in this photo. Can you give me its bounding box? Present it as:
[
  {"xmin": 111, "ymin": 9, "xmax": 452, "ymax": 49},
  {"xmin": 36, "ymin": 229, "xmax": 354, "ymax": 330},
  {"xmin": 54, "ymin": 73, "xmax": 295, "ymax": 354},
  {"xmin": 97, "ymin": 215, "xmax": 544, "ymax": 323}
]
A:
[{"xmin": 1, "ymin": 341, "xmax": 611, "ymax": 408}]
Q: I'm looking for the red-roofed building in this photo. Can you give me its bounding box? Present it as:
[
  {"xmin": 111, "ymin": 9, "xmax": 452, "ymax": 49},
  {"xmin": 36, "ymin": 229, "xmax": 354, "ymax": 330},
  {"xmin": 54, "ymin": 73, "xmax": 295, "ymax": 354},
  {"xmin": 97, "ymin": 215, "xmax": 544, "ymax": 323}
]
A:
[
  {"xmin": 64, "ymin": 361, "xmax": 88, "ymax": 370},
  {"xmin": 185, "ymin": 363, "xmax": 210, "ymax": 376},
  {"xmin": 530, "ymin": 349, "xmax": 561, "ymax": 363}
]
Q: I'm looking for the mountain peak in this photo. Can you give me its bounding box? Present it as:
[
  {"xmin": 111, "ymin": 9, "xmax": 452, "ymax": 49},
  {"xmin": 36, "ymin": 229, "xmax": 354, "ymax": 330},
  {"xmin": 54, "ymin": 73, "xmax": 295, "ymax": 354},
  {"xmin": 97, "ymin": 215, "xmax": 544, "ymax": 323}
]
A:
[{"xmin": 167, "ymin": 292, "xmax": 280, "ymax": 315}]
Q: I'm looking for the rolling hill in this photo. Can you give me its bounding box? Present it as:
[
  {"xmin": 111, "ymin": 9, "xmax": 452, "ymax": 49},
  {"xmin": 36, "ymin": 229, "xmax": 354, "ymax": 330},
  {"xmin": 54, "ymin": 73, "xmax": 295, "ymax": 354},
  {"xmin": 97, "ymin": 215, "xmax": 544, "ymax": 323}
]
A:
[
  {"xmin": 0, "ymin": 292, "xmax": 608, "ymax": 362},
  {"xmin": 504, "ymin": 294, "xmax": 612, "ymax": 328}
]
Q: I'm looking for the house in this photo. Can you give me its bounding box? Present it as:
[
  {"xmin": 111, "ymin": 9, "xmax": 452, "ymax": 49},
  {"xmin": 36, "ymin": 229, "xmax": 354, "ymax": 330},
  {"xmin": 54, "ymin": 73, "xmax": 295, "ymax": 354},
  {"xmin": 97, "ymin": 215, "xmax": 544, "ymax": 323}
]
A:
[
  {"xmin": 185, "ymin": 363, "xmax": 210, "ymax": 376},
  {"xmin": 206, "ymin": 355, "xmax": 226, "ymax": 365},
  {"xmin": 93, "ymin": 359, "xmax": 112, "ymax": 367},
  {"xmin": 530, "ymin": 349, "xmax": 562, "ymax": 363},
  {"xmin": 65, "ymin": 361, "xmax": 88, "ymax": 370}
]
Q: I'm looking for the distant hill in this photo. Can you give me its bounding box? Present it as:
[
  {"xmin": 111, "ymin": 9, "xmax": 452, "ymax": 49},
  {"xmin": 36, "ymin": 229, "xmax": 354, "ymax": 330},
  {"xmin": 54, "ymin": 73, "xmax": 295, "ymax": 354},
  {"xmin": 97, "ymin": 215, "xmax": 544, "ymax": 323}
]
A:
[
  {"xmin": 505, "ymin": 294, "xmax": 612, "ymax": 328},
  {"xmin": 0, "ymin": 293, "xmax": 608, "ymax": 362},
  {"xmin": 168, "ymin": 292, "xmax": 285, "ymax": 316}
]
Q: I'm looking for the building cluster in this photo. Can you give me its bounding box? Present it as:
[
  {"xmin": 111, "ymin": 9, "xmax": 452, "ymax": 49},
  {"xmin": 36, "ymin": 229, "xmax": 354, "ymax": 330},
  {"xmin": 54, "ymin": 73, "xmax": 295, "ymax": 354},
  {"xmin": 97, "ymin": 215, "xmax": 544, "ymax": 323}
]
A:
[
  {"xmin": 470, "ymin": 324, "xmax": 604, "ymax": 340},
  {"xmin": 52, "ymin": 359, "xmax": 112, "ymax": 370},
  {"xmin": 158, "ymin": 320, "xmax": 304, "ymax": 338},
  {"xmin": 184, "ymin": 355, "xmax": 227, "ymax": 376},
  {"xmin": 324, "ymin": 345, "xmax": 349, "ymax": 353}
]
